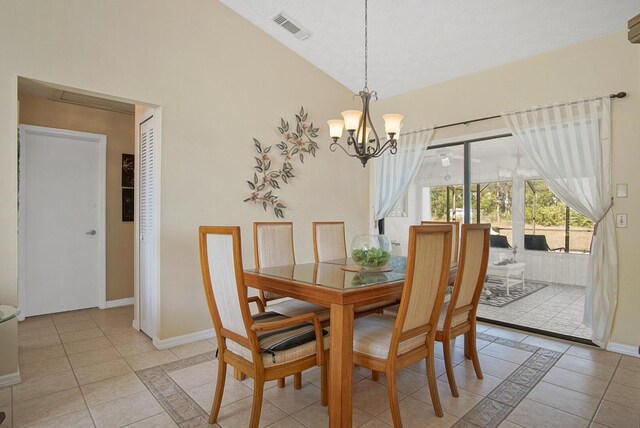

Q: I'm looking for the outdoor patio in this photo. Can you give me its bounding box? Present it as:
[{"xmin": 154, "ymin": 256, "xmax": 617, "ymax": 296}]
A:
[{"xmin": 477, "ymin": 280, "xmax": 592, "ymax": 339}]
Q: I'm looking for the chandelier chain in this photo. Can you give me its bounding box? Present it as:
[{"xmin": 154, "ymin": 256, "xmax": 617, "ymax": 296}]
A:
[{"xmin": 364, "ymin": 0, "xmax": 368, "ymax": 91}]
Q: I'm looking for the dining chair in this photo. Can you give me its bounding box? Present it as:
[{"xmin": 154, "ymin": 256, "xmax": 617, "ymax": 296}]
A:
[
  {"xmin": 436, "ymin": 223, "xmax": 491, "ymax": 397},
  {"xmin": 421, "ymin": 220, "xmax": 460, "ymax": 263},
  {"xmin": 253, "ymin": 222, "xmax": 330, "ymax": 388},
  {"xmin": 253, "ymin": 222, "xmax": 330, "ymax": 320},
  {"xmin": 312, "ymin": 221, "xmax": 347, "ymax": 263},
  {"xmin": 313, "ymin": 221, "xmax": 396, "ymax": 320},
  {"xmin": 199, "ymin": 226, "xmax": 329, "ymax": 427},
  {"xmin": 351, "ymin": 225, "xmax": 453, "ymax": 425},
  {"xmin": 381, "ymin": 220, "xmax": 458, "ymax": 320}
]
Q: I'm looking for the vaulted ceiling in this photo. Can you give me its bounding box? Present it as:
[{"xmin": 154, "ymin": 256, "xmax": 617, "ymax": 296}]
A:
[{"xmin": 220, "ymin": 0, "xmax": 638, "ymax": 98}]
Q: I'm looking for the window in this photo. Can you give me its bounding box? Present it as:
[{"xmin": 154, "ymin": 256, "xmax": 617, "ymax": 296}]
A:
[
  {"xmin": 429, "ymin": 185, "xmax": 464, "ymax": 221},
  {"xmin": 524, "ymin": 180, "xmax": 593, "ymax": 253},
  {"xmin": 473, "ymin": 181, "xmax": 513, "ymax": 243}
]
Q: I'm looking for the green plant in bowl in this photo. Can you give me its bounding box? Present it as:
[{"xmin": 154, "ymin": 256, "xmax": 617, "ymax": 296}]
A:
[{"xmin": 351, "ymin": 247, "xmax": 392, "ymax": 270}]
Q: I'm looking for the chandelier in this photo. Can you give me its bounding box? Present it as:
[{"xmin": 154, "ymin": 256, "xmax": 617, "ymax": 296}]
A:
[{"xmin": 327, "ymin": 0, "xmax": 403, "ymax": 167}]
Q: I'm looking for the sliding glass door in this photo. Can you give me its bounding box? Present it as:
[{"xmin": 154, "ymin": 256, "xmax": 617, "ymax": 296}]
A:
[{"xmin": 384, "ymin": 133, "xmax": 594, "ymax": 343}]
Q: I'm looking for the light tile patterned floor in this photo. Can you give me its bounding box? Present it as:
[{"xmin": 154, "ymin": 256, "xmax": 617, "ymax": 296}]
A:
[
  {"xmin": 478, "ymin": 283, "xmax": 593, "ymax": 339},
  {"xmin": 3, "ymin": 305, "xmax": 638, "ymax": 427}
]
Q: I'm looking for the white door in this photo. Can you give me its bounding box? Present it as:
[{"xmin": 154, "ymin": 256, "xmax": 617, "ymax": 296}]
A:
[
  {"xmin": 139, "ymin": 115, "xmax": 156, "ymax": 336},
  {"xmin": 19, "ymin": 125, "xmax": 106, "ymax": 317}
]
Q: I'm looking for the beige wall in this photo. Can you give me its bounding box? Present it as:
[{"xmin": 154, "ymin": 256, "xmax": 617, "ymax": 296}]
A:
[
  {"xmin": 18, "ymin": 93, "xmax": 135, "ymax": 301},
  {"xmin": 376, "ymin": 31, "xmax": 640, "ymax": 349},
  {"xmin": 0, "ymin": 0, "xmax": 368, "ymax": 376}
]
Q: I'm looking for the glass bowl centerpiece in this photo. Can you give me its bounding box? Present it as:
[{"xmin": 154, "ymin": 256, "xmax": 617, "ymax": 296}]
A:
[{"xmin": 350, "ymin": 234, "xmax": 392, "ymax": 270}]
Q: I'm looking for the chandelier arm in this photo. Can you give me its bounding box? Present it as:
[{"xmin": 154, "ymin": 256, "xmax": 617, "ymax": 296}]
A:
[
  {"xmin": 389, "ymin": 140, "xmax": 398, "ymax": 154},
  {"xmin": 375, "ymin": 139, "xmax": 392, "ymax": 157},
  {"xmin": 330, "ymin": 140, "xmax": 357, "ymax": 158}
]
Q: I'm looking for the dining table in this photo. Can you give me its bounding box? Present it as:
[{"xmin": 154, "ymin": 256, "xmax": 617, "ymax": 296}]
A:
[{"xmin": 244, "ymin": 256, "xmax": 457, "ymax": 427}]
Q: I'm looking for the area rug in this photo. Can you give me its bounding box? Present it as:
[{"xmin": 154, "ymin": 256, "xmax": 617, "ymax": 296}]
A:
[{"xmin": 479, "ymin": 278, "xmax": 548, "ymax": 307}]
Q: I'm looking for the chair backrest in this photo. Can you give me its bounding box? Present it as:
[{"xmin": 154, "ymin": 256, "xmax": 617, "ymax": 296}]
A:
[
  {"xmin": 525, "ymin": 234, "xmax": 550, "ymax": 251},
  {"xmin": 254, "ymin": 222, "xmax": 295, "ymax": 301},
  {"xmin": 313, "ymin": 222, "xmax": 347, "ymax": 263},
  {"xmin": 199, "ymin": 226, "xmax": 255, "ymax": 353},
  {"xmin": 443, "ymin": 224, "xmax": 491, "ymax": 331},
  {"xmin": 421, "ymin": 221, "xmax": 459, "ymax": 263},
  {"xmin": 392, "ymin": 226, "xmax": 452, "ymax": 352},
  {"xmin": 490, "ymin": 234, "xmax": 511, "ymax": 249}
]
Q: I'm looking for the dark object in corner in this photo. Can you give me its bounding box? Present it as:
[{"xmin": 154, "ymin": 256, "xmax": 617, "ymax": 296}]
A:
[
  {"xmin": 524, "ymin": 234, "xmax": 564, "ymax": 252},
  {"xmin": 490, "ymin": 235, "xmax": 511, "ymax": 249}
]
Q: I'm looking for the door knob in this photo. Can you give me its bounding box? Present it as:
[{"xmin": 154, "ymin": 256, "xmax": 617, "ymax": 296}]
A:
[{"xmin": 86, "ymin": 230, "xmax": 97, "ymax": 236}]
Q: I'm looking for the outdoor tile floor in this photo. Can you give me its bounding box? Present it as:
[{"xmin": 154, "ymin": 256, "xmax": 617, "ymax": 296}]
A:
[
  {"xmin": 477, "ymin": 283, "xmax": 593, "ymax": 339},
  {"xmin": 3, "ymin": 305, "xmax": 638, "ymax": 427}
]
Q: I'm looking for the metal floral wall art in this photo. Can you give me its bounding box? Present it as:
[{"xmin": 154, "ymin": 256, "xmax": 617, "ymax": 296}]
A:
[{"xmin": 244, "ymin": 107, "xmax": 320, "ymax": 218}]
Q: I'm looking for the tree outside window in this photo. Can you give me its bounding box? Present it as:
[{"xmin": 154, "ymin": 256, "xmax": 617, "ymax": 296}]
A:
[{"xmin": 524, "ymin": 180, "xmax": 593, "ymax": 253}]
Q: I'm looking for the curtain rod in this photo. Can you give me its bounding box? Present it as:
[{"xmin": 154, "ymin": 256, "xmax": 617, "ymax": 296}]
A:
[{"xmin": 401, "ymin": 92, "xmax": 627, "ymax": 137}]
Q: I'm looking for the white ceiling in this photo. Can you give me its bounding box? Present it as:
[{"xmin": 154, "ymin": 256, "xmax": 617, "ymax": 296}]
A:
[{"xmin": 220, "ymin": 0, "xmax": 638, "ymax": 98}]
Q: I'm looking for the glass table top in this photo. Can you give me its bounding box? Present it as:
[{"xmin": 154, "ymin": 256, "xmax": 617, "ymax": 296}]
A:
[
  {"xmin": 0, "ymin": 305, "xmax": 20, "ymax": 324},
  {"xmin": 247, "ymin": 256, "xmax": 408, "ymax": 291}
]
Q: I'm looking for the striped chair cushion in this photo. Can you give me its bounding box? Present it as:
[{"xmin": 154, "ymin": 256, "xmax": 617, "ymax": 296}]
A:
[
  {"xmin": 253, "ymin": 311, "xmax": 326, "ymax": 356},
  {"xmin": 225, "ymin": 311, "xmax": 328, "ymax": 366}
]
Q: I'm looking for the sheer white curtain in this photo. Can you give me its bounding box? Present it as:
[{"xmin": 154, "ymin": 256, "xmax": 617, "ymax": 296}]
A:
[
  {"xmin": 502, "ymin": 97, "xmax": 616, "ymax": 347},
  {"xmin": 373, "ymin": 128, "xmax": 434, "ymax": 221}
]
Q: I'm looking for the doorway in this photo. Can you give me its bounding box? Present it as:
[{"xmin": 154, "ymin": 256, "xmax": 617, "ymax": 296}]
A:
[
  {"xmin": 17, "ymin": 78, "xmax": 160, "ymax": 341},
  {"xmin": 18, "ymin": 125, "xmax": 107, "ymax": 316}
]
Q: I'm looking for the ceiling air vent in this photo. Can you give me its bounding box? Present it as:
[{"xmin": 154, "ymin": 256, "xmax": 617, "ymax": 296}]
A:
[{"xmin": 272, "ymin": 12, "xmax": 311, "ymax": 41}]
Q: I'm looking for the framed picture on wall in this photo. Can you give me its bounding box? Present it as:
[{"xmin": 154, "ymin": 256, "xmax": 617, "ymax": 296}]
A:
[
  {"xmin": 122, "ymin": 153, "xmax": 134, "ymax": 188},
  {"xmin": 122, "ymin": 188, "xmax": 134, "ymax": 222}
]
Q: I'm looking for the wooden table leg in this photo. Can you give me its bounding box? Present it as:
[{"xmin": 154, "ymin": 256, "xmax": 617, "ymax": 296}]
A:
[{"xmin": 329, "ymin": 303, "xmax": 354, "ymax": 428}]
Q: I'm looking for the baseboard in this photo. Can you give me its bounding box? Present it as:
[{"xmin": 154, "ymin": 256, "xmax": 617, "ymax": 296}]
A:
[
  {"xmin": 0, "ymin": 370, "xmax": 21, "ymax": 388},
  {"xmin": 607, "ymin": 341, "xmax": 640, "ymax": 357},
  {"xmin": 153, "ymin": 328, "xmax": 215, "ymax": 350},
  {"xmin": 105, "ymin": 297, "xmax": 134, "ymax": 308},
  {"xmin": 131, "ymin": 318, "xmax": 140, "ymax": 330}
]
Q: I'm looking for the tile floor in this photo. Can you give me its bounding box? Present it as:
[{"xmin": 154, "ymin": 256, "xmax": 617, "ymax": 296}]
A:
[
  {"xmin": 2, "ymin": 305, "xmax": 639, "ymax": 427},
  {"xmin": 478, "ymin": 283, "xmax": 593, "ymax": 340}
]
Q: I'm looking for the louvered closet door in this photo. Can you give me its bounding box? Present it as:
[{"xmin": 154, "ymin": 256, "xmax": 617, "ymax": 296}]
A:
[{"xmin": 139, "ymin": 115, "xmax": 156, "ymax": 337}]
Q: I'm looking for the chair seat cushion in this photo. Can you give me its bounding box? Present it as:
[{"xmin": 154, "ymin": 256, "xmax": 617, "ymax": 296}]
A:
[
  {"xmin": 227, "ymin": 311, "xmax": 329, "ymax": 367},
  {"xmin": 386, "ymin": 303, "xmax": 467, "ymax": 331},
  {"xmin": 266, "ymin": 299, "xmax": 331, "ymax": 322},
  {"xmin": 382, "ymin": 304, "xmax": 399, "ymax": 317},
  {"xmin": 356, "ymin": 300, "xmax": 397, "ymax": 315},
  {"xmin": 436, "ymin": 302, "xmax": 468, "ymax": 331},
  {"xmin": 352, "ymin": 314, "xmax": 428, "ymax": 359}
]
